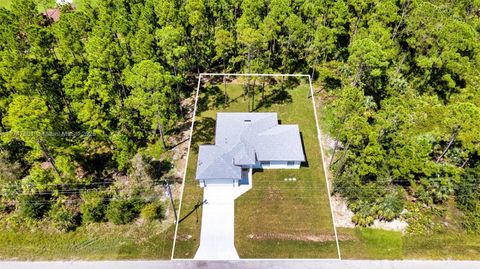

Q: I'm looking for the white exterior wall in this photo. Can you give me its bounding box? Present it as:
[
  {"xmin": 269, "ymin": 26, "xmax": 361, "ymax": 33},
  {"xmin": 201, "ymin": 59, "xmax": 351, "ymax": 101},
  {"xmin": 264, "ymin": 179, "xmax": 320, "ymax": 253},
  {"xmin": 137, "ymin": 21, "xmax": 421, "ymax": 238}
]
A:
[
  {"xmin": 200, "ymin": 179, "xmax": 237, "ymax": 187},
  {"xmin": 199, "ymin": 161, "xmax": 301, "ymax": 188},
  {"xmin": 253, "ymin": 161, "xmax": 301, "ymax": 169}
]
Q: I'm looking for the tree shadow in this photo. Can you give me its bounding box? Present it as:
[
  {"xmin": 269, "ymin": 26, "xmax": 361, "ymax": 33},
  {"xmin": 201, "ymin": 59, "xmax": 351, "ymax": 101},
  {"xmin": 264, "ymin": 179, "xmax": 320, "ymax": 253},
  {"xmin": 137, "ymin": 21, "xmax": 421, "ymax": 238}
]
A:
[
  {"xmin": 210, "ymin": 85, "xmax": 229, "ymax": 109},
  {"xmin": 80, "ymin": 152, "xmax": 115, "ymax": 178},
  {"xmin": 152, "ymin": 159, "xmax": 173, "ymax": 178},
  {"xmin": 254, "ymin": 87, "xmax": 293, "ymax": 111},
  {"xmin": 324, "ymin": 76, "xmax": 342, "ymax": 91},
  {"xmin": 196, "ymin": 85, "xmax": 229, "ymax": 113},
  {"xmin": 178, "ymin": 199, "xmax": 207, "ymax": 224},
  {"xmin": 283, "ymin": 76, "xmax": 301, "ymax": 89},
  {"xmin": 191, "ymin": 117, "xmax": 216, "ymax": 153}
]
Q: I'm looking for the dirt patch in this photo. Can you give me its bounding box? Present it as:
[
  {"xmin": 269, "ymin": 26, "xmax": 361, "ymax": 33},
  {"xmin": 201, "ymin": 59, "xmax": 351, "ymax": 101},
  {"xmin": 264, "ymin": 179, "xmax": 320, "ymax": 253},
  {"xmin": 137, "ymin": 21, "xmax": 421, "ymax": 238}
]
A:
[
  {"xmin": 372, "ymin": 219, "xmax": 408, "ymax": 232},
  {"xmin": 265, "ymin": 186, "xmax": 281, "ymax": 201},
  {"xmin": 331, "ymin": 194, "xmax": 356, "ymax": 228},
  {"xmin": 176, "ymin": 234, "xmax": 193, "ymax": 241},
  {"xmin": 169, "ymin": 94, "xmax": 195, "ymax": 183},
  {"xmin": 247, "ymin": 232, "xmax": 355, "ymax": 242}
]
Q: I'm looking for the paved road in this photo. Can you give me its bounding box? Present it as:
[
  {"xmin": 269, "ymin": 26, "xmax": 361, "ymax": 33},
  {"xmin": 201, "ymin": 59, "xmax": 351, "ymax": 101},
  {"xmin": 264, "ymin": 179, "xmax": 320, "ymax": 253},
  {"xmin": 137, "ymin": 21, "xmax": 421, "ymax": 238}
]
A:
[
  {"xmin": 193, "ymin": 182, "xmax": 251, "ymax": 260},
  {"xmin": 1, "ymin": 260, "xmax": 480, "ymax": 269}
]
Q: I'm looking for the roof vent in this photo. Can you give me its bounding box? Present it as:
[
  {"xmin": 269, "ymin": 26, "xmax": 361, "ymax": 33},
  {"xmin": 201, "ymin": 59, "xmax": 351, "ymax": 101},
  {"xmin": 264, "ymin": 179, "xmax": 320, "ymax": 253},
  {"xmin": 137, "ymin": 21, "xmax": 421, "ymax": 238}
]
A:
[{"xmin": 244, "ymin": 119, "xmax": 251, "ymax": 123}]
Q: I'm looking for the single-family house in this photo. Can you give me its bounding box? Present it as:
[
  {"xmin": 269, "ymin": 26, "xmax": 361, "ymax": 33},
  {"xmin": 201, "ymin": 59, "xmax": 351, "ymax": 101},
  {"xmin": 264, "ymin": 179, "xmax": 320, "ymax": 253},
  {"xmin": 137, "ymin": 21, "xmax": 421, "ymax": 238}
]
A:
[{"xmin": 195, "ymin": 112, "xmax": 305, "ymax": 187}]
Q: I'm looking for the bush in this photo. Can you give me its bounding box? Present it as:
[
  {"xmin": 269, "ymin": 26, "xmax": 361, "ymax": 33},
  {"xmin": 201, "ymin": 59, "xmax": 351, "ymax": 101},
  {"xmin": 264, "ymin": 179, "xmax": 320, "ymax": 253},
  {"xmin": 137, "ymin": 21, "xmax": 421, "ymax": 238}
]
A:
[
  {"xmin": 18, "ymin": 194, "xmax": 50, "ymax": 219},
  {"xmin": 463, "ymin": 210, "xmax": 480, "ymax": 234},
  {"xmin": 140, "ymin": 202, "xmax": 165, "ymax": 221},
  {"xmin": 80, "ymin": 191, "xmax": 107, "ymax": 223},
  {"xmin": 106, "ymin": 198, "xmax": 143, "ymax": 225},
  {"xmin": 49, "ymin": 201, "xmax": 79, "ymax": 232}
]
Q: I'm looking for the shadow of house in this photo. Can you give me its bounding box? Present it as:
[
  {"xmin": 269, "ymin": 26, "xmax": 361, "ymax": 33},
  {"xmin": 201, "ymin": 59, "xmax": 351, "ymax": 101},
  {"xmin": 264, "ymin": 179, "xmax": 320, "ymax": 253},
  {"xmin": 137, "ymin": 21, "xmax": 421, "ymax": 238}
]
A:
[
  {"xmin": 299, "ymin": 132, "xmax": 309, "ymax": 168},
  {"xmin": 191, "ymin": 117, "xmax": 216, "ymax": 153}
]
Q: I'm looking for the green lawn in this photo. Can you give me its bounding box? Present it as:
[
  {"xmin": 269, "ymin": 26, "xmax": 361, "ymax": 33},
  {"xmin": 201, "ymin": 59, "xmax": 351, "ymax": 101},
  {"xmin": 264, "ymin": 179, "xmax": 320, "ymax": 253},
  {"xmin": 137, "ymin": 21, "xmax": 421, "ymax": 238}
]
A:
[
  {"xmin": 0, "ymin": 219, "xmax": 174, "ymax": 260},
  {"xmin": 173, "ymin": 78, "xmax": 338, "ymax": 258},
  {"xmin": 338, "ymin": 228, "xmax": 403, "ymax": 259},
  {"xmin": 338, "ymin": 227, "xmax": 480, "ymax": 260}
]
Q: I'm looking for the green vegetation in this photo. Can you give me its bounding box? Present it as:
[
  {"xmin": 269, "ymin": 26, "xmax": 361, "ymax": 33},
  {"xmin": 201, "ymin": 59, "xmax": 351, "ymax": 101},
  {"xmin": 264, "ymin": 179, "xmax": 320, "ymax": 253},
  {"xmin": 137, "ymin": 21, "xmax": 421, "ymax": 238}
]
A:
[
  {"xmin": 317, "ymin": 0, "xmax": 480, "ymax": 242},
  {"xmin": 0, "ymin": 220, "xmax": 174, "ymax": 260},
  {"xmin": 106, "ymin": 198, "xmax": 142, "ymax": 225},
  {"xmin": 338, "ymin": 228, "xmax": 403, "ymax": 260},
  {"xmin": 0, "ymin": 0, "xmax": 479, "ymax": 260},
  {"xmin": 1, "ymin": 0, "xmax": 181, "ymax": 259},
  {"xmin": 0, "ymin": 1, "xmax": 11, "ymax": 9},
  {"xmin": 0, "ymin": 0, "xmax": 56, "ymax": 11},
  {"xmin": 339, "ymin": 227, "xmax": 480, "ymax": 260},
  {"xmin": 174, "ymin": 81, "xmax": 337, "ymax": 258}
]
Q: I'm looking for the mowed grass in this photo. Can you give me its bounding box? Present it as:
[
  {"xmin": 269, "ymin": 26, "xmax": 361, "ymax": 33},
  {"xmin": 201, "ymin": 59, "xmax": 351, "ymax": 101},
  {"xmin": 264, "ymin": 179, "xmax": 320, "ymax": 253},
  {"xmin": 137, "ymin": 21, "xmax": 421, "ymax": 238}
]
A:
[
  {"xmin": 0, "ymin": 221, "xmax": 175, "ymax": 260},
  {"xmin": 173, "ymin": 78, "xmax": 338, "ymax": 258},
  {"xmin": 338, "ymin": 227, "xmax": 480, "ymax": 260},
  {"xmin": 403, "ymin": 232, "xmax": 480, "ymax": 259},
  {"xmin": 338, "ymin": 228, "xmax": 403, "ymax": 259}
]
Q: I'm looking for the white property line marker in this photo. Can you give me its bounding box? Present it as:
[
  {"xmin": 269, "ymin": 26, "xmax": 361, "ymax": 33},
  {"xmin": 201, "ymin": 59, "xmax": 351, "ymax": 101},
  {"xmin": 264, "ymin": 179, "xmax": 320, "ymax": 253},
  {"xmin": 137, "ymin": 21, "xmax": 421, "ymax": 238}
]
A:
[
  {"xmin": 308, "ymin": 75, "xmax": 342, "ymax": 260},
  {"xmin": 172, "ymin": 73, "xmax": 341, "ymax": 261},
  {"xmin": 170, "ymin": 73, "xmax": 203, "ymax": 260}
]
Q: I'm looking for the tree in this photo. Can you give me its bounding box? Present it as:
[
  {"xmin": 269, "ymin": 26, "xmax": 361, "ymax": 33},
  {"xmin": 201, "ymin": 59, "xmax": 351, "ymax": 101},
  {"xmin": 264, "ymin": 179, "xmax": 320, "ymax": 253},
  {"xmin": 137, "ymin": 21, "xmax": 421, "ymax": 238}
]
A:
[
  {"xmin": 123, "ymin": 60, "xmax": 177, "ymax": 149},
  {"xmin": 80, "ymin": 191, "xmax": 107, "ymax": 223},
  {"xmin": 214, "ymin": 28, "xmax": 234, "ymax": 104},
  {"xmin": 106, "ymin": 198, "xmax": 142, "ymax": 225},
  {"xmin": 3, "ymin": 95, "xmax": 61, "ymax": 174}
]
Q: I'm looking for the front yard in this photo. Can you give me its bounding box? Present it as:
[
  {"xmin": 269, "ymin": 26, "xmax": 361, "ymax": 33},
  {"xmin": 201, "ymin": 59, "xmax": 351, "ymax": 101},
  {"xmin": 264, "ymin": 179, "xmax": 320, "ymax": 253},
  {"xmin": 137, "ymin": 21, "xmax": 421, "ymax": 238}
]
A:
[
  {"xmin": 0, "ymin": 220, "xmax": 174, "ymax": 260},
  {"xmin": 173, "ymin": 76, "xmax": 338, "ymax": 258}
]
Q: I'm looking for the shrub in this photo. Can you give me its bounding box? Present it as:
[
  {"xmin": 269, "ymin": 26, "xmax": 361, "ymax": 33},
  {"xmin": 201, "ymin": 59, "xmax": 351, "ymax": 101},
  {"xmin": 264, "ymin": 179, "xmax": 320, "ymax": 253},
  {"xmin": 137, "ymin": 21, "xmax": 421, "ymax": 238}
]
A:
[
  {"xmin": 18, "ymin": 194, "xmax": 50, "ymax": 219},
  {"xmin": 49, "ymin": 201, "xmax": 79, "ymax": 232},
  {"xmin": 140, "ymin": 202, "xmax": 165, "ymax": 221},
  {"xmin": 377, "ymin": 189, "xmax": 405, "ymax": 221},
  {"xmin": 106, "ymin": 198, "xmax": 143, "ymax": 225},
  {"xmin": 463, "ymin": 210, "xmax": 480, "ymax": 234},
  {"xmin": 80, "ymin": 191, "xmax": 107, "ymax": 223}
]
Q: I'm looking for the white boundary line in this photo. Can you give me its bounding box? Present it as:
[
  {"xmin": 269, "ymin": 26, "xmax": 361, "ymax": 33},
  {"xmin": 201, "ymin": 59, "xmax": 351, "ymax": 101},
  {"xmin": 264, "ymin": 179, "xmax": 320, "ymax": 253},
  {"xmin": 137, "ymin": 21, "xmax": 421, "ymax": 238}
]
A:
[
  {"xmin": 172, "ymin": 73, "xmax": 341, "ymax": 261},
  {"xmin": 201, "ymin": 73, "xmax": 309, "ymax": 77},
  {"xmin": 170, "ymin": 73, "xmax": 203, "ymax": 260},
  {"xmin": 308, "ymin": 75, "xmax": 342, "ymax": 260}
]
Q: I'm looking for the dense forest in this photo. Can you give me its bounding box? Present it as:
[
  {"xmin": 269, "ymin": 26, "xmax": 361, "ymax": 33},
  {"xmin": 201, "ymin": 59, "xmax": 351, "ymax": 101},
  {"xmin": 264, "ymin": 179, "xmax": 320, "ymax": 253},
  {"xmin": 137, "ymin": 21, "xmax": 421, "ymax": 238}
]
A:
[{"xmin": 0, "ymin": 0, "xmax": 479, "ymax": 234}]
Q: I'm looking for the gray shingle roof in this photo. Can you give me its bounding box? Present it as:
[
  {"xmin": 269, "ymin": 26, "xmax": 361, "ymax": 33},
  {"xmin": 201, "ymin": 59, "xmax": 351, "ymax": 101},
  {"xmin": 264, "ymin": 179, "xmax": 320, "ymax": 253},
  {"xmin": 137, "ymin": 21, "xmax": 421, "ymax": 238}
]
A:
[{"xmin": 195, "ymin": 112, "xmax": 305, "ymax": 181}]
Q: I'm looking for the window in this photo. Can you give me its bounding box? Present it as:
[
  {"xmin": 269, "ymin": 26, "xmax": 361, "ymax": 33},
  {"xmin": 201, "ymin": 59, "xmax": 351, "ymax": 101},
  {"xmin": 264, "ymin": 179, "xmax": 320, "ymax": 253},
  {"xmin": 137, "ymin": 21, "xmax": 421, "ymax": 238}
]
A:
[
  {"xmin": 287, "ymin": 161, "xmax": 295, "ymax": 167},
  {"xmin": 260, "ymin": 161, "xmax": 270, "ymax": 166}
]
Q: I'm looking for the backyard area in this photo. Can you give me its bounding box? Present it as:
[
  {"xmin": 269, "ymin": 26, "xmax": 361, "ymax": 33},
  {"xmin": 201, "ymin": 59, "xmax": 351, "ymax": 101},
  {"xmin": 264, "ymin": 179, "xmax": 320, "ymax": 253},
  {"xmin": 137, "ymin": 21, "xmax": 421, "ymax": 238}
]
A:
[{"xmin": 173, "ymin": 76, "xmax": 338, "ymax": 259}]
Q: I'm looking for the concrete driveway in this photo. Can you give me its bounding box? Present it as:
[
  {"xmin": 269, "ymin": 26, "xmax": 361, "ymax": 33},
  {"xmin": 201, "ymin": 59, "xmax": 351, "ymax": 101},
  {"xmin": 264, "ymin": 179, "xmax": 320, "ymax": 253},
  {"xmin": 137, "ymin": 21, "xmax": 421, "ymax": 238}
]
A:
[
  {"xmin": 194, "ymin": 171, "xmax": 252, "ymax": 260},
  {"xmin": 2, "ymin": 260, "xmax": 480, "ymax": 269}
]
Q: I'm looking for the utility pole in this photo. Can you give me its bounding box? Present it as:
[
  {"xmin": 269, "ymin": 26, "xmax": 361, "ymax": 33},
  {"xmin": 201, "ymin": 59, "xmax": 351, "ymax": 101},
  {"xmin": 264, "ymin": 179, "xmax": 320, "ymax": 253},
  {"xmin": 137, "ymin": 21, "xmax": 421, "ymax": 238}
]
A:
[
  {"xmin": 247, "ymin": 48, "xmax": 251, "ymax": 112},
  {"xmin": 165, "ymin": 179, "xmax": 178, "ymax": 223}
]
